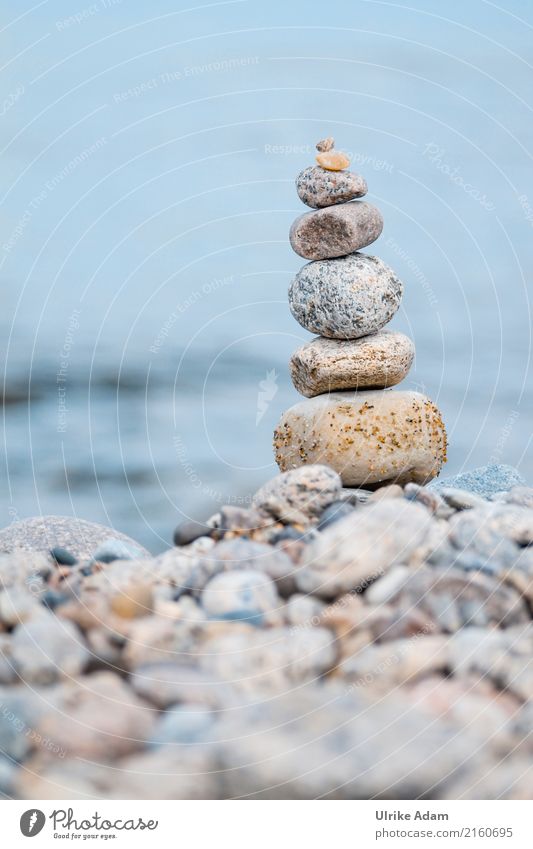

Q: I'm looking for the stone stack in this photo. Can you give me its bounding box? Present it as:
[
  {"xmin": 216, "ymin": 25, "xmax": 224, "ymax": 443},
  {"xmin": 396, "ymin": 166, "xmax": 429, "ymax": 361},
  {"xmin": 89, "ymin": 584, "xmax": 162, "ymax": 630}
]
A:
[{"xmin": 274, "ymin": 138, "xmax": 447, "ymax": 487}]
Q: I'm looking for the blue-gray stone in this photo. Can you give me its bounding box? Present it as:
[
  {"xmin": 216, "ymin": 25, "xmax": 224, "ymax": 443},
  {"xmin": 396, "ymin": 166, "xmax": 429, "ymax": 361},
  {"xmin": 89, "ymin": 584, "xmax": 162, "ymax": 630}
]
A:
[
  {"xmin": 148, "ymin": 705, "xmax": 214, "ymax": 747},
  {"xmin": 0, "ymin": 694, "xmax": 41, "ymax": 762},
  {"xmin": 317, "ymin": 501, "xmax": 355, "ymax": 531},
  {"xmin": 0, "ymin": 757, "xmax": 14, "ymax": 797},
  {"xmin": 430, "ymin": 465, "xmax": 525, "ymax": 499},
  {"xmin": 92, "ymin": 537, "xmax": 145, "ymax": 563}
]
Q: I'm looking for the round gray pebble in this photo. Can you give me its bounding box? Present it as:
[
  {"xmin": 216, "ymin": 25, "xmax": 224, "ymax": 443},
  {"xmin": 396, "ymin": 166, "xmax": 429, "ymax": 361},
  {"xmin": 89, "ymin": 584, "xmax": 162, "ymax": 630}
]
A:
[
  {"xmin": 289, "ymin": 253, "xmax": 403, "ymax": 339},
  {"xmin": 296, "ymin": 165, "xmax": 367, "ymax": 208}
]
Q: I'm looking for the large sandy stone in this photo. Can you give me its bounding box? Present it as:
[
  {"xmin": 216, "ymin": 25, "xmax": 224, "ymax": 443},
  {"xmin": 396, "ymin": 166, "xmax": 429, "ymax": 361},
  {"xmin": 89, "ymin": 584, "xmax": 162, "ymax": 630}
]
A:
[
  {"xmin": 289, "ymin": 253, "xmax": 403, "ymax": 339},
  {"xmin": 274, "ymin": 390, "xmax": 447, "ymax": 487},
  {"xmin": 289, "ymin": 330, "xmax": 414, "ymax": 397},
  {"xmin": 289, "ymin": 202, "xmax": 383, "ymax": 259}
]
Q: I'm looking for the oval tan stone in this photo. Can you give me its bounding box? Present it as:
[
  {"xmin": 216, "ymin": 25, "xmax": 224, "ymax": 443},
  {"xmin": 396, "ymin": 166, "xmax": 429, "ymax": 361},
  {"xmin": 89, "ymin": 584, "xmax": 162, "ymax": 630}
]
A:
[
  {"xmin": 289, "ymin": 201, "xmax": 383, "ymax": 260},
  {"xmin": 273, "ymin": 390, "xmax": 447, "ymax": 487},
  {"xmin": 289, "ymin": 330, "xmax": 415, "ymax": 397}
]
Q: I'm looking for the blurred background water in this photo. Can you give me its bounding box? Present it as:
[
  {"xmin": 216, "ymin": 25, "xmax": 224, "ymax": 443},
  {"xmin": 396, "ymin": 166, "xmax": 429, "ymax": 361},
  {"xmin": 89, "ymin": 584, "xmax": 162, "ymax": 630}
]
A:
[{"xmin": 1, "ymin": 0, "xmax": 532, "ymax": 552}]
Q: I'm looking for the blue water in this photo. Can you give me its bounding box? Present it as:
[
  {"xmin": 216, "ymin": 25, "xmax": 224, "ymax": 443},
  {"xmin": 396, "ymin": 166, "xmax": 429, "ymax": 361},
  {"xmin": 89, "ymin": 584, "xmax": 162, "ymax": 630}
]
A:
[{"xmin": 1, "ymin": 0, "xmax": 532, "ymax": 551}]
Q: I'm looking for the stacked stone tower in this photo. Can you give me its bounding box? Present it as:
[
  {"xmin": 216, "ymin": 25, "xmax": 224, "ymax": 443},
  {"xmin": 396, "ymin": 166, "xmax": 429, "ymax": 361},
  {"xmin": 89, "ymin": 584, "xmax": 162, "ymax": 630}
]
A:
[{"xmin": 274, "ymin": 138, "xmax": 447, "ymax": 487}]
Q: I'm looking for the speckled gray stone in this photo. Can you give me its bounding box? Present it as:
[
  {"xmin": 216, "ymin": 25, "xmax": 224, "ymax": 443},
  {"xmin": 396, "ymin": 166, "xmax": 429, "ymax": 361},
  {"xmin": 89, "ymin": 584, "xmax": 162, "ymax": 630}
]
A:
[
  {"xmin": 294, "ymin": 499, "xmax": 432, "ymax": 599},
  {"xmin": 289, "ymin": 253, "xmax": 403, "ymax": 339},
  {"xmin": 429, "ymin": 464, "xmax": 525, "ymax": 498},
  {"xmin": 0, "ymin": 516, "xmax": 149, "ymax": 560},
  {"xmin": 253, "ymin": 465, "xmax": 342, "ymax": 524},
  {"xmin": 201, "ymin": 569, "xmax": 279, "ymax": 621},
  {"xmin": 11, "ymin": 614, "xmax": 89, "ymax": 684},
  {"xmin": 289, "ymin": 201, "xmax": 383, "ymax": 260},
  {"xmin": 296, "ymin": 165, "xmax": 367, "ymax": 209},
  {"xmin": 290, "ymin": 330, "xmax": 414, "ymax": 397}
]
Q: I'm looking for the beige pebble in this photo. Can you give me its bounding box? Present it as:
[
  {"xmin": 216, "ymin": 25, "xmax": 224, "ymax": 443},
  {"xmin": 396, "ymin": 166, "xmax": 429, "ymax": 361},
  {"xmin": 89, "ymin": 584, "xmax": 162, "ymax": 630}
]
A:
[
  {"xmin": 290, "ymin": 331, "xmax": 414, "ymax": 397},
  {"xmin": 316, "ymin": 136, "xmax": 335, "ymax": 152},
  {"xmin": 110, "ymin": 584, "xmax": 153, "ymax": 619},
  {"xmin": 274, "ymin": 390, "xmax": 448, "ymax": 488},
  {"xmin": 316, "ymin": 150, "xmax": 350, "ymax": 170},
  {"xmin": 368, "ymin": 484, "xmax": 404, "ymax": 502}
]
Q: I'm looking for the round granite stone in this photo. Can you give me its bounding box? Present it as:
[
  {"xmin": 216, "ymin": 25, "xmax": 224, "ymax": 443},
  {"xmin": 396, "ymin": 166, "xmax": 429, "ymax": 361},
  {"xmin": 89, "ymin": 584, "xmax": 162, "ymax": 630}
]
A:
[
  {"xmin": 0, "ymin": 516, "xmax": 149, "ymax": 560},
  {"xmin": 289, "ymin": 201, "xmax": 383, "ymax": 260},
  {"xmin": 289, "ymin": 253, "xmax": 403, "ymax": 339}
]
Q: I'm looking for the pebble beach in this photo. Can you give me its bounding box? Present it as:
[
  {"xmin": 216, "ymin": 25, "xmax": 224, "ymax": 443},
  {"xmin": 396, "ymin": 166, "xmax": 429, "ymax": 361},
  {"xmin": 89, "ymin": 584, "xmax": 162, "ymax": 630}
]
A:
[{"xmin": 1, "ymin": 460, "xmax": 533, "ymax": 800}]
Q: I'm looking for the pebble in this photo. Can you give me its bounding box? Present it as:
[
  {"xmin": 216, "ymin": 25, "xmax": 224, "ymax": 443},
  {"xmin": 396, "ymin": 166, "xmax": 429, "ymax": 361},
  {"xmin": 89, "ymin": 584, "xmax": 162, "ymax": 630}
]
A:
[
  {"xmin": 0, "ymin": 758, "xmax": 14, "ymax": 796},
  {"xmin": 338, "ymin": 487, "xmax": 372, "ymax": 504},
  {"xmin": 37, "ymin": 672, "xmax": 155, "ymax": 760},
  {"xmin": 407, "ymin": 675, "xmax": 521, "ymax": 752},
  {"xmin": 340, "ymin": 635, "xmax": 449, "ymax": 690},
  {"xmin": 289, "ymin": 330, "xmax": 414, "ymax": 396},
  {"xmin": 316, "ymin": 136, "xmax": 334, "ymax": 152},
  {"xmin": 296, "ymin": 165, "xmax": 367, "ymax": 208},
  {"xmin": 130, "ymin": 662, "xmax": 236, "ymax": 710},
  {"xmin": 289, "ymin": 201, "xmax": 383, "ymax": 260},
  {"xmin": 11, "ymin": 615, "xmax": 89, "ymax": 684},
  {"xmin": 0, "ymin": 691, "xmax": 45, "ymax": 761},
  {"xmin": 385, "ymin": 566, "xmax": 528, "ymax": 632},
  {"xmin": 0, "ymin": 516, "xmax": 149, "ymax": 560},
  {"xmin": 403, "ymin": 482, "xmax": 453, "ymax": 518},
  {"xmin": 217, "ymin": 505, "xmax": 272, "ymax": 535},
  {"xmin": 501, "ymin": 486, "xmax": 533, "ymax": 509},
  {"xmin": 201, "ymin": 569, "xmax": 279, "ymax": 622},
  {"xmin": 0, "ymin": 550, "xmax": 51, "ymax": 591},
  {"xmin": 173, "ymin": 519, "xmax": 212, "ymax": 546},
  {"xmin": 49, "ymin": 547, "xmax": 77, "ymax": 566},
  {"xmin": 367, "ymin": 484, "xmax": 404, "ymax": 502},
  {"xmin": 193, "ymin": 539, "xmax": 296, "ymax": 597},
  {"xmin": 148, "ymin": 705, "xmax": 214, "ymax": 747},
  {"xmin": 295, "ymin": 499, "xmax": 432, "ymax": 599},
  {"xmin": 274, "ymin": 390, "xmax": 447, "ymax": 488},
  {"xmin": 439, "ymin": 487, "xmax": 487, "ymax": 511},
  {"xmin": 214, "ymin": 683, "xmax": 481, "ymax": 799},
  {"xmin": 289, "ymin": 253, "xmax": 403, "ymax": 339},
  {"xmin": 447, "ymin": 624, "xmax": 533, "ymax": 702},
  {"xmin": 0, "ymin": 587, "xmax": 42, "ymax": 628},
  {"xmin": 200, "ymin": 627, "xmax": 336, "ymax": 694},
  {"xmin": 365, "ymin": 565, "xmax": 411, "ymax": 605},
  {"xmin": 92, "ymin": 537, "xmax": 145, "ymax": 563},
  {"xmin": 429, "ymin": 464, "xmax": 525, "ymax": 498},
  {"xmin": 316, "ymin": 500, "xmax": 355, "ymax": 530},
  {"xmin": 253, "ymin": 464, "xmax": 342, "ymax": 524},
  {"xmin": 284, "ymin": 593, "xmax": 326, "ymax": 627},
  {"xmin": 315, "ymin": 150, "xmax": 350, "ymax": 170},
  {"xmin": 447, "ymin": 507, "xmax": 523, "ymax": 561},
  {"xmin": 110, "ymin": 583, "xmax": 154, "ymax": 619}
]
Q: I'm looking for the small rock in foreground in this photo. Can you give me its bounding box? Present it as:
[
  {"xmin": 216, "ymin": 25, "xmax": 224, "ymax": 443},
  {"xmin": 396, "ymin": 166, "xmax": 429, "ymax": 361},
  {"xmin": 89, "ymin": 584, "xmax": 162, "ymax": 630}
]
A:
[{"xmin": 253, "ymin": 464, "xmax": 342, "ymax": 524}]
